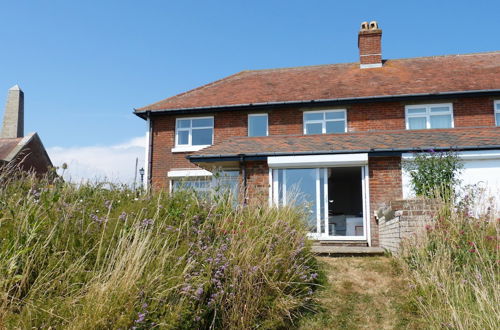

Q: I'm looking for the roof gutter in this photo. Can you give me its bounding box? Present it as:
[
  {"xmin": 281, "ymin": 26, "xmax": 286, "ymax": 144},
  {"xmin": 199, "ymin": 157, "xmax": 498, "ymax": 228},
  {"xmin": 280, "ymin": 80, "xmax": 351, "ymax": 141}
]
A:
[
  {"xmin": 134, "ymin": 89, "xmax": 500, "ymax": 119},
  {"xmin": 187, "ymin": 144, "xmax": 500, "ymax": 162}
]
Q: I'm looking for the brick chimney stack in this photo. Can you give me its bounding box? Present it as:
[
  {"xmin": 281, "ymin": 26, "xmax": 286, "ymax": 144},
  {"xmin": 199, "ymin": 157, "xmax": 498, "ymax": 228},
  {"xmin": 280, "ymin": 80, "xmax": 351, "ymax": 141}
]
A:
[
  {"xmin": 1, "ymin": 85, "xmax": 24, "ymax": 138},
  {"xmin": 358, "ymin": 21, "xmax": 382, "ymax": 68}
]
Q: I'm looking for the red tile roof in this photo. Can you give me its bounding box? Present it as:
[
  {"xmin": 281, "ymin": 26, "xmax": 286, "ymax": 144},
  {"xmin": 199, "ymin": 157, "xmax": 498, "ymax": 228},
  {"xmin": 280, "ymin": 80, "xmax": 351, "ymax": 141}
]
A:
[
  {"xmin": 188, "ymin": 127, "xmax": 500, "ymax": 159},
  {"xmin": 138, "ymin": 52, "xmax": 500, "ymax": 113}
]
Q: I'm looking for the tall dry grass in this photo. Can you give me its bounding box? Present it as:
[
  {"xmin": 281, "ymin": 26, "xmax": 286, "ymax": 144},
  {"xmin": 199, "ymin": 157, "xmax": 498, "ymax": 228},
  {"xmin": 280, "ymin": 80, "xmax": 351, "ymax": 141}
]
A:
[
  {"xmin": 398, "ymin": 189, "xmax": 499, "ymax": 329},
  {"xmin": 0, "ymin": 168, "xmax": 322, "ymax": 329}
]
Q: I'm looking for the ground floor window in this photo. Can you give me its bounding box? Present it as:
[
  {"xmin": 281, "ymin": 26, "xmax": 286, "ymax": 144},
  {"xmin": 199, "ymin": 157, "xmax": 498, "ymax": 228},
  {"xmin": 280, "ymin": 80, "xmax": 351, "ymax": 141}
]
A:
[
  {"xmin": 272, "ymin": 166, "xmax": 368, "ymax": 239},
  {"xmin": 171, "ymin": 170, "xmax": 240, "ymax": 202}
]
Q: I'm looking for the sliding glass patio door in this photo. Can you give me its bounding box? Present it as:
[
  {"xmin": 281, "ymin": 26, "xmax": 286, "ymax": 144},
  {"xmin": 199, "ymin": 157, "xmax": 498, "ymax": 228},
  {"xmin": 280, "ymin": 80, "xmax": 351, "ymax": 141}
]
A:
[{"xmin": 272, "ymin": 166, "xmax": 368, "ymax": 240}]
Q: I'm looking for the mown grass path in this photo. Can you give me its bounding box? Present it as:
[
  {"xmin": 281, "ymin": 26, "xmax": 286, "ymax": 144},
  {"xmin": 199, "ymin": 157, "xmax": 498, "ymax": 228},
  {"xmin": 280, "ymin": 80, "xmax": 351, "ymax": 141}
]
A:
[{"xmin": 299, "ymin": 256, "xmax": 421, "ymax": 329}]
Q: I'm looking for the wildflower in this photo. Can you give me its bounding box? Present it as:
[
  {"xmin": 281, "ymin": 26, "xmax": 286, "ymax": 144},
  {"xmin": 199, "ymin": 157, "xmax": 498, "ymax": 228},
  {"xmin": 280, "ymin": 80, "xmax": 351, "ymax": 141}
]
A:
[
  {"xmin": 310, "ymin": 273, "xmax": 318, "ymax": 279},
  {"xmin": 141, "ymin": 219, "xmax": 154, "ymax": 227},
  {"xmin": 469, "ymin": 248, "xmax": 476, "ymax": 253},
  {"xmin": 194, "ymin": 287, "xmax": 204, "ymax": 300},
  {"xmin": 135, "ymin": 312, "xmax": 146, "ymax": 323},
  {"xmin": 118, "ymin": 211, "xmax": 127, "ymax": 221}
]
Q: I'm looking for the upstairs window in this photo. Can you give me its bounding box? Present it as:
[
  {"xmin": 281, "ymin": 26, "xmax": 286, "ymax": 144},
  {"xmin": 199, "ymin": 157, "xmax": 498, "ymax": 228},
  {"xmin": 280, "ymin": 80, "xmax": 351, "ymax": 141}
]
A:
[
  {"xmin": 405, "ymin": 104, "xmax": 453, "ymax": 130},
  {"xmin": 303, "ymin": 110, "xmax": 347, "ymax": 135},
  {"xmin": 174, "ymin": 117, "xmax": 214, "ymax": 151},
  {"xmin": 248, "ymin": 114, "xmax": 268, "ymax": 137},
  {"xmin": 495, "ymin": 100, "xmax": 500, "ymax": 126}
]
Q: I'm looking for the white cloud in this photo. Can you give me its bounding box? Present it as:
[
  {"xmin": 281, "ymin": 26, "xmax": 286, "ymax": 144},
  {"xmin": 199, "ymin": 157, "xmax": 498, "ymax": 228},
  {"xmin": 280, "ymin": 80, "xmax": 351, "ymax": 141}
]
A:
[{"xmin": 47, "ymin": 136, "xmax": 146, "ymax": 185}]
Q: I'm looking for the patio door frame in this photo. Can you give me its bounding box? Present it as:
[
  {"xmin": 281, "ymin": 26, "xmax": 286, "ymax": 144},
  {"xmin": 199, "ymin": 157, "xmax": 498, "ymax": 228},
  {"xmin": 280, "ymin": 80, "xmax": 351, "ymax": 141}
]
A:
[{"xmin": 268, "ymin": 154, "xmax": 371, "ymax": 245}]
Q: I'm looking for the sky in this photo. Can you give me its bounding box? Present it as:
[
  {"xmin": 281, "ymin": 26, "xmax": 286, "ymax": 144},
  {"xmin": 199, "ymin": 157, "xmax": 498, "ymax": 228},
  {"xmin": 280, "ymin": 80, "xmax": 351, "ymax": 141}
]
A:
[{"xmin": 0, "ymin": 0, "xmax": 498, "ymax": 183}]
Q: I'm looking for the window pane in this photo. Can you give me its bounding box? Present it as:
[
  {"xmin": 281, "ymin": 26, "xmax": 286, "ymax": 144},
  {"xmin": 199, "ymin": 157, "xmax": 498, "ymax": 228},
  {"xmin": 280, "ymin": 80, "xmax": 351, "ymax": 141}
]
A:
[
  {"xmin": 192, "ymin": 118, "xmax": 213, "ymax": 128},
  {"xmin": 408, "ymin": 117, "xmax": 427, "ymax": 129},
  {"xmin": 430, "ymin": 114, "xmax": 452, "ymax": 128},
  {"xmin": 305, "ymin": 123, "xmax": 323, "ymax": 134},
  {"xmin": 496, "ymin": 113, "xmax": 500, "ymax": 126},
  {"xmin": 304, "ymin": 112, "xmax": 323, "ymax": 121},
  {"xmin": 172, "ymin": 178, "xmax": 211, "ymax": 194},
  {"xmin": 325, "ymin": 111, "xmax": 345, "ymax": 120},
  {"xmin": 430, "ymin": 106, "xmax": 450, "ymax": 113},
  {"xmin": 325, "ymin": 121, "xmax": 345, "ymax": 133},
  {"xmin": 407, "ymin": 108, "xmax": 426, "ymax": 115},
  {"xmin": 192, "ymin": 128, "xmax": 213, "ymax": 145},
  {"xmin": 248, "ymin": 115, "xmax": 268, "ymax": 137},
  {"xmin": 177, "ymin": 130, "xmax": 189, "ymax": 145},
  {"xmin": 284, "ymin": 169, "xmax": 317, "ymax": 232},
  {"xmin": 496, "ymin": 103, "xmax": 500, "ymax": 111},
  {"xmin": 178, "ymin": 119, "xmax": 190, "ymax": 128}
]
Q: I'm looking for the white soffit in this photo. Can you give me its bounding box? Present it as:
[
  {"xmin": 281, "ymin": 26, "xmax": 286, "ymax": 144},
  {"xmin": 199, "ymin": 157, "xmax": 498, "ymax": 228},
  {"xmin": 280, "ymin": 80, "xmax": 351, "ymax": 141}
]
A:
[
  {"xmin": 167, "ymin": 169, "xmax": 212, "ymax": 177},
  {"xmin": 268, "ymin": 153, "xmax": 368, "ymax": 168}
]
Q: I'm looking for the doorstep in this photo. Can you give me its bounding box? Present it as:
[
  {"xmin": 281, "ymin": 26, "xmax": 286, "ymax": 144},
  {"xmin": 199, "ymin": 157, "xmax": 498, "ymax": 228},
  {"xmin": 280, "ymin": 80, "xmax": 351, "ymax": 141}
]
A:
[{"xmin": 311, "ymin": 243, "xmax": 385, "ymax": 256}]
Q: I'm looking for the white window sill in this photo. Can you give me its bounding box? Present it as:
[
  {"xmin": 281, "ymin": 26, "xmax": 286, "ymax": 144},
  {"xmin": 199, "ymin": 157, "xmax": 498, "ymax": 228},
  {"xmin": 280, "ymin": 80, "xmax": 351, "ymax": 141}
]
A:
[{"xmin": 171, "ymin": 145, "xmax": 211, "ymax": 153}]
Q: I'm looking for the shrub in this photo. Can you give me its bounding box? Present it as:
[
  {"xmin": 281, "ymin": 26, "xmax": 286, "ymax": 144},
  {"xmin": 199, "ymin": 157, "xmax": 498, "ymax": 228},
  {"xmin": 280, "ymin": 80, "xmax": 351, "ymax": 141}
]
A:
[
  {"xmin": 0, "ymin": 169, "xmax": 322, "ymax": 329},
  {"xmin": 402, "ymin": 150, "xmax": 463, "ymax": 200}
]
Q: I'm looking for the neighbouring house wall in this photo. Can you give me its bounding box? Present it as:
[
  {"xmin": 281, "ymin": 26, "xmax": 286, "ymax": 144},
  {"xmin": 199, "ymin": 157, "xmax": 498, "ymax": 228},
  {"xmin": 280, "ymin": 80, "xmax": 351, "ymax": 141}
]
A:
[
  {"xmin": 149, "ymin": 96, "xmax": 498, "ymax": 189},
  {"xmin": 378, "ymin": 199, "xmax": 440, "ymax": 253},
  {"xmin": 368, "ymin": 156, "xmax": 403, "ymax": 246}
]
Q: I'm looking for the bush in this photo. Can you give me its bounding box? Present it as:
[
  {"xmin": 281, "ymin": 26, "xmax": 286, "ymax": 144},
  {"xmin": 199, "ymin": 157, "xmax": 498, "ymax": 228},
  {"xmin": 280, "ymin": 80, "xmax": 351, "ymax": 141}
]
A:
[
  {"xmin": 402, "ymin": 150, "xmax": 463, "ymax": 200},
  {"xmin": 0, "ymin": 169, "xmax": 322, "ymax": 329}
]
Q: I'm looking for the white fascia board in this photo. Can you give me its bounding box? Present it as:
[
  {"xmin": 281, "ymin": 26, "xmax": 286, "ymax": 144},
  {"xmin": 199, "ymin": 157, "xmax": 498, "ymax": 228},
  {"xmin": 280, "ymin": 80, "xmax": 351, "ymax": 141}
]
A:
[
  {"xmin": 167, "ymin": 169, "xmax": 212, "ymax": 178},
  {"xmin": 402, "ymin": 149, "xmax": 500, "ymax": 161},
  {"xmin": 268, "ymin": 153, "xmax": 368, "ymax": 168}
]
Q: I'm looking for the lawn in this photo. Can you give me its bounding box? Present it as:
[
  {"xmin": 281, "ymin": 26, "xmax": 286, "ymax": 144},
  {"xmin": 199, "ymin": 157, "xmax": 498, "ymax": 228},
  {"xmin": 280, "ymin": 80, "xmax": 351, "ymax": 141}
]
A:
[{"xmin": 298, "ymin": 256, "xmax": 421, "ymax": 329}]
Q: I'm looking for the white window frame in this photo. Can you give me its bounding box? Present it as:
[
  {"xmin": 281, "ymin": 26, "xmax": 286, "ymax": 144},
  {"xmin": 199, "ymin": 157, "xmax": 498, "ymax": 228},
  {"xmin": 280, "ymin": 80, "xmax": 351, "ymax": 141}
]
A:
[
  {"xmin": 172, "ymin": 116, "xmax": 214, "ymax": 152},
  {"xmin": 303, "ymin": 109, "xmax": 347, "ymax": 135},
  {"xmin": 405, "ymin": 103, "xmax": 454, "ymax": 130},
  {"xmin": 247, "ymin": 113, "xmax": 269, "ymax": 137},
  {"xmin": 495, "ymin": 100, "xmax": 500, "ymax": 126}
]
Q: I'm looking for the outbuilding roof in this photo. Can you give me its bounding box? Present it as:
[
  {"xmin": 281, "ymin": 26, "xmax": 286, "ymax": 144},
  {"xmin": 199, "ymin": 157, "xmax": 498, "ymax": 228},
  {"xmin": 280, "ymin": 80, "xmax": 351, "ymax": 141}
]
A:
[
  {"xmin": 187, "ymin": 127, "xmax": 500, "ymax": 160},
  {"xmin": 137, "ymin": 51, "xmax": 500, "ymax": 114}
]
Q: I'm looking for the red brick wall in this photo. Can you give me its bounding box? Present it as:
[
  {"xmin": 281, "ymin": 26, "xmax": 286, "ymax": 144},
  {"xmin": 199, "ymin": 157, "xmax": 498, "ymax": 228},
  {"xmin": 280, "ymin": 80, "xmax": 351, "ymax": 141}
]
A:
[
  {"xmin": 348, "ymin": 102, "xmax": 405, "ymax": 131},
  {"xmin": 149, "ymin": 96, "xmax": 498, "ymax": 188},
  {"xmin": 244, "ymin": 161, "xmax": 269, "ymax": 204},
  {"xmin": 368, "ymin": 156, "xmax": 403, "ymax": 246},
  {"xmin": 358, "ymin": 30, "xmax": 382, "ymax": 65}
]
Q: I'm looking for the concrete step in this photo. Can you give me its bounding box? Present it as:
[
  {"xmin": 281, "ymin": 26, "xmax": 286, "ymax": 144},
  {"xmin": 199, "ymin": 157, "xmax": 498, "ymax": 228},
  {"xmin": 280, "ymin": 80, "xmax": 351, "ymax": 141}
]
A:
[
  {"xmin": 313, "ymin": 240, "xmax": 368, "ymax": 247},
  {"xmin": 311, "ymin": 245, "xmax": 385, "ymax": 256}
]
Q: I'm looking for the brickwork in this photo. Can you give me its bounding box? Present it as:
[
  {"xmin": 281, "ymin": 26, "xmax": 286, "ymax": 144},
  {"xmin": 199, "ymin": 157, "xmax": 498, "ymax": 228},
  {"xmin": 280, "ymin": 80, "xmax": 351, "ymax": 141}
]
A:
[
  {"xmin": 378, "ymin": 199, "xmax": 440, "ymax": 253},
  {"xmin": 244, "ymin": 161, "xmax": 269, "ymax": 204},
  {"xmin": 368, "ymin": 156, "xmax": 403, "ymax": 246},
  {"xmin": 358, "ymin": 29, "xmax": 382, "ymax": 66}
]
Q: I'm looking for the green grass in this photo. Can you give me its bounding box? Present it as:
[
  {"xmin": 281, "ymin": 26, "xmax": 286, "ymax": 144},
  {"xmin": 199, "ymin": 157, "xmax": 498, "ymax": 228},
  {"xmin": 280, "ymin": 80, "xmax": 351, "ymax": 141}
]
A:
[
  {"xmin": 0, "ymin": 169, "xmax": 323, "ymax": 329},
  {"xmin": 298, "ymin": 256, "xmax": 422, "ymax": 330}
]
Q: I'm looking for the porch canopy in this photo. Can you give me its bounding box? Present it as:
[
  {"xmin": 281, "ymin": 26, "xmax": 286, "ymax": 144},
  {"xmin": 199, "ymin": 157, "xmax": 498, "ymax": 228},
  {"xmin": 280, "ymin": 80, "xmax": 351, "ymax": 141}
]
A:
[{"xmin": 187, "ymin": 126, "xmax": 500, "ymax": 165}]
